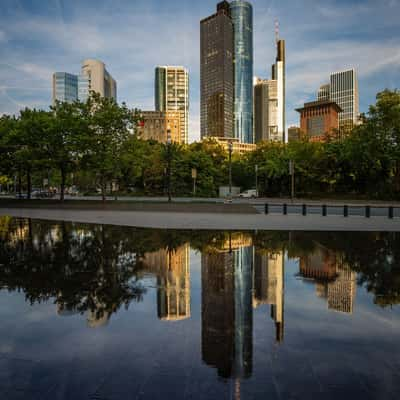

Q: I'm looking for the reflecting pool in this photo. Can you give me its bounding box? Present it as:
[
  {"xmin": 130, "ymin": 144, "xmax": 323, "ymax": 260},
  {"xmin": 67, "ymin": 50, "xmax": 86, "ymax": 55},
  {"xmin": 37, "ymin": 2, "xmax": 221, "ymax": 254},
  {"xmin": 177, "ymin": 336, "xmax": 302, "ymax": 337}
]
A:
[{"xmin": 0, "ymin": 217, "xmax": 399, "ymax": 399}]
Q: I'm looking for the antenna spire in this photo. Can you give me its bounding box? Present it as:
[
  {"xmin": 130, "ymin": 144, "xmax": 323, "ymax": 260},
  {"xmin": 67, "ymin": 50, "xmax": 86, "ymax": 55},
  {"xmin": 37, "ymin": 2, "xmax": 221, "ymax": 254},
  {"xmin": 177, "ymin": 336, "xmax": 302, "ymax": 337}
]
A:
[{"xmin": 274, "ymin": 19, "xmax": 279, "ymax": 43}]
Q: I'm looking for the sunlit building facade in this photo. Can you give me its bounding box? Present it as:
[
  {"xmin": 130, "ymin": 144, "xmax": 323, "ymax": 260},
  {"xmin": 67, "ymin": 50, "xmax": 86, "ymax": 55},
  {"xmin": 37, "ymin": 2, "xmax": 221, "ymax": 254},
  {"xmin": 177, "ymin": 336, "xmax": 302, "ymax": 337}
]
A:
[
  {"xmin": 271, "ymin": 39, "xmax": 286, "ymax": 142},
  {"xmin": 155, "ymin": 66, "xmax": 189, "ymax": 144},
  {"xmin": 253, "ymin": 78, "xmax": 278, "ymax": 142},
  {"xmin": 78, "ymin": 59, "xmax": 117, "ymax": 102},
  {"xmin": 317, "ymin": 69, "xmax": 359, "ymax": 135},
  {"xmin": 253, "ymin": 38, "xmax": 285, "ymax": 143},
  {"xmin": 137, "ymin": 111, "xmax": 182, "ymax": 144},
  {"xmin": 296, "ymin": 100, "xmax": 342, "ymax": 142}
]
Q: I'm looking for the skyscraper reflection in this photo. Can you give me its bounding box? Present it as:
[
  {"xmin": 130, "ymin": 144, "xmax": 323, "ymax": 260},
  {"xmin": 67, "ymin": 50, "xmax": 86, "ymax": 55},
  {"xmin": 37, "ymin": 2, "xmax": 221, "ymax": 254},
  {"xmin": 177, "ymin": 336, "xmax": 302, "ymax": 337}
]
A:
[
  {"xmin": 299, "ymin": 244, "xmax": 357, "ymax": 314},
  {"xmin": 201, "ymin": 233, "xmax": 253, "ymax": 379},
  {"xmin": 140, "ymin": 244, "xmax": 191, "ymax": 321},
  {"xmin": 253, "ymin": 251, "xmax": 285, "ymax": 343}
]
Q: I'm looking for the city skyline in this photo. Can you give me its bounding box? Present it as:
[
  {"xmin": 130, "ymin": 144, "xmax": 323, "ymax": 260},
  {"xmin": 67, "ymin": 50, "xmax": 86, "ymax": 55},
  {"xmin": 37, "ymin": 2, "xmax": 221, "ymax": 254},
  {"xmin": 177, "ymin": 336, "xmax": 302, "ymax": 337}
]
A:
[{"xmin": 1, "ymin": 0, "xmax": 399, "ymax": 143}]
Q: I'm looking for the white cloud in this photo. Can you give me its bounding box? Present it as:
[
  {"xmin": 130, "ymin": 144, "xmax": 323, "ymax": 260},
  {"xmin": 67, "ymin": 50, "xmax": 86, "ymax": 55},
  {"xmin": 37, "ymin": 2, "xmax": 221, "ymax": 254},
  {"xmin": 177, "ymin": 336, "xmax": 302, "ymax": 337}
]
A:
[
  {"xmin": 1, "ymin": 0, "xmax": 400, "ymax": 140},
  {"xmin": 18, "ymin": 63, "xmax": 54, "ymax": 82}
]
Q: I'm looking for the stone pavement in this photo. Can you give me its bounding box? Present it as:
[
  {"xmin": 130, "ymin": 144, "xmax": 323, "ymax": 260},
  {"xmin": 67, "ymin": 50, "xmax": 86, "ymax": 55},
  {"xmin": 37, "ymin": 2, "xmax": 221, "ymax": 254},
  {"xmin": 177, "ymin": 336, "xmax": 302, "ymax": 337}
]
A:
[{"xmin": 1, "ymin": 207, "xmax": 400, "ymax": 231}]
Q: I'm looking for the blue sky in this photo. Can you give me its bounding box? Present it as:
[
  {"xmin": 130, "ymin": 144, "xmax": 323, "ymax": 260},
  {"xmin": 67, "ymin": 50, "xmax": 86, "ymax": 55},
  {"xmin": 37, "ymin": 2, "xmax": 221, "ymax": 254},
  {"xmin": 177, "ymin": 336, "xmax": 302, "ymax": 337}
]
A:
[{"xmin": 0, "ymin": 0, "xmax": 399, "ymax": 142}]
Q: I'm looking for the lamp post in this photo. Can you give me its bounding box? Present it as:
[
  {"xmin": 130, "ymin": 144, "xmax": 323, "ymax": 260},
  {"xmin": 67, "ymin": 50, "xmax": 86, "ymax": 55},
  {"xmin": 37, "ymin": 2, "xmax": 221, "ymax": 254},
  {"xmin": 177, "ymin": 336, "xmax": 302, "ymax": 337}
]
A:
[
  {"xmin": 255, "ymin": 164, "xmax": 258, "ymax": 198},
  {"xmin": 166, "ymin": 128, "xmax": 172, "ymax": 203},
  {"xmin": 289, "ymin": 160, "xmax": 295, "ymax": 201},
  {"xmin": 228, "ymin": 140, "xmax": 233, "ymax": 199}
]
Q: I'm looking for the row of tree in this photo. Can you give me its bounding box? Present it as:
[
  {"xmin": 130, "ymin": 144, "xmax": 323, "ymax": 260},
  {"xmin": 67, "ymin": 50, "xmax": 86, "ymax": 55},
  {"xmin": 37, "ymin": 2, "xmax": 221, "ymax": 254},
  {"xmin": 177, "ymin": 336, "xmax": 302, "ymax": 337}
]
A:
[{"xmin": 0, "ymin": 90, "xmax": 399, "ymax": 200}]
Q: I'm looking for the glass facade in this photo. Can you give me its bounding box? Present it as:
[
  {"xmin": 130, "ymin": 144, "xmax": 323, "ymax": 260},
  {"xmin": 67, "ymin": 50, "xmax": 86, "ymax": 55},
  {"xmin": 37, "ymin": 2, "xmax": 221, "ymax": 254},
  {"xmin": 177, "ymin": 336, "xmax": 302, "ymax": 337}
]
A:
[
  {"xmin": 230, "ymin": 1, "xmax": 254, "ymax": 143},
  {"xmin": 200, "ymin": 3, "xmax": 234, "ymax": 139},
  {"xmin": 330, "ymin": 69, "xmax": 359, "ymax": 133},
  {"xmin": 78, "ymin": 74, "xmax": 90, "ymax": 103},
  {"xmin": 52, "ymin": 72, "xmax": 78, "ymax": 104}
]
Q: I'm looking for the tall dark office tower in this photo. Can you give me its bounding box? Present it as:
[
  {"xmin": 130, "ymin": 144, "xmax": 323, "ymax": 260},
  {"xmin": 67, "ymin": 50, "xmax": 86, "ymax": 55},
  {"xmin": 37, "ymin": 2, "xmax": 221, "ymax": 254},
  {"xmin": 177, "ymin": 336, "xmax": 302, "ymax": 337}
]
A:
[
  {"xmin": 201, "ymin": 235, "xmax": 253, "ymax": 379},
  {"xmin": 230, "ymin": 1, "xmax": 254, "ymax": 143},
  {"xmin": 200, "ymin": 1, "xmax": 234, "ymax": 139}
]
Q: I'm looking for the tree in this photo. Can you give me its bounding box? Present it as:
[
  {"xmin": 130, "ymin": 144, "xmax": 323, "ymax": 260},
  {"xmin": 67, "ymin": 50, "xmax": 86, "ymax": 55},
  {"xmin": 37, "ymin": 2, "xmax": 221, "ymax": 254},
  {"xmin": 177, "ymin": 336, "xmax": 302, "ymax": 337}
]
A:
[
  {"xmin": 0, "ymin": 115, "xmax": 17, "ymax": 190},
  {"xmin": 46, "ymin": 101, "xmax": 88, "ymax": 201},
  {"xmin": 81, "ymin": 93, "xmax": 138, "ymax": 201},
  {"xmin": 6, "ymin": 109, "xmax": 49, "ymax": 199}
]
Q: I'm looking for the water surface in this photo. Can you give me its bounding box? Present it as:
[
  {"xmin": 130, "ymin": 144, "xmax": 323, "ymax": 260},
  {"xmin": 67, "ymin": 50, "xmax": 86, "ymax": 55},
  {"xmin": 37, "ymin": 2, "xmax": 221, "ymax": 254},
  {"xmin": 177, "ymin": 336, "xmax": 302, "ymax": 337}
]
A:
[{"xmin": 0, "ymin": 217, "xmax": 399, "ymax": 399}]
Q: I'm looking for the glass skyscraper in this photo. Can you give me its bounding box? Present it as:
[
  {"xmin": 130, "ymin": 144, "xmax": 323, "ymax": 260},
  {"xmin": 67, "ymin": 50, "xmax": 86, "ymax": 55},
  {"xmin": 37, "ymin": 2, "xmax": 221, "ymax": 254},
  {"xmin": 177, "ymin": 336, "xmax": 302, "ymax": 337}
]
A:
[
  {"xmin": 200, "ymin": 1, "xmax": 234, "ymax": 140},
  {"xmin": 52, "ymin": 72, "xmax": 78, "ymax": 105},
  {"xmin": 230, "ymin": 1, "xmax": 254, "ymax": 143},
  {"xmin": 317, "ymin": 69, "xmax": 359, "ymax": 135}
]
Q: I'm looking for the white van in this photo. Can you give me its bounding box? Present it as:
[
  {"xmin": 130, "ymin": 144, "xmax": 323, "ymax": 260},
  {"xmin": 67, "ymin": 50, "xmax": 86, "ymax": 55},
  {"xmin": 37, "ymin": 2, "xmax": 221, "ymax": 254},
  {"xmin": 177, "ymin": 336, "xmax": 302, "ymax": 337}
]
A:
[{"xmin": 238, "ymin": 189, "xmax": 257, "ymax": 198}]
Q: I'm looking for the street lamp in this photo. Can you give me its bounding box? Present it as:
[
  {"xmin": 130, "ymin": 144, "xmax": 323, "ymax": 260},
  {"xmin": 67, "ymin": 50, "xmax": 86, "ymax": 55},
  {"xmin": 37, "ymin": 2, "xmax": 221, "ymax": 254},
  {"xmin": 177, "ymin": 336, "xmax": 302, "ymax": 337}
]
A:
[
  {"xmin": 289, "ymin": 160, "xmax": 295, "ymax": 201},
  {"xmin": 228, "ymin": 140, "xmax": 233, "ymax": 199},
  {"xmin": 166, "ymin": 127, "xmax": 172, "ymax": 203},
  {"xmin": 255, "ymin": 164, "xmax": 258, "ymax": 198}
]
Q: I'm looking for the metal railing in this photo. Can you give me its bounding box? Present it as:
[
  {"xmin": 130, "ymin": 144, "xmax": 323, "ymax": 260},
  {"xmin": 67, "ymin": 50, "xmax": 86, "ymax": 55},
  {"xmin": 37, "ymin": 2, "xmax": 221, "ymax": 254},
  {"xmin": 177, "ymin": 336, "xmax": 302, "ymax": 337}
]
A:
[{"xmin": 263, "ymin": 203, "xmax": 400, "ymax": 219}]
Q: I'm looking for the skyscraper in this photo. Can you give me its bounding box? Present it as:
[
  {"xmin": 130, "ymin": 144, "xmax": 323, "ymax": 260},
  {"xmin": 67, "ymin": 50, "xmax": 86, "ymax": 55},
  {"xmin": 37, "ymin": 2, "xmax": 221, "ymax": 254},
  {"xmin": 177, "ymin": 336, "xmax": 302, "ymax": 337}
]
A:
[
  {"xmin": 230, "ymin": 1, "xmax": 254, "ymax": 143},
  {"xmin": 201, "ymin": 233, "xmax": 253, "ymax": 379},
  {"xmin": 317, "ymin": 84, "xmax": 330, "ymax": 102},
  {"xmin": 253, "ymin": 251, "xmax": 284, "ymax": 343},
  {"xmin": 200, "ymin": 1, "xmax": 234, "ymax": 139},
  {"xmin": 317, "ymin": 69, "xmax": 359, "ymax": 134},
  {"xmin": 52, "ymin": 72, "xmax": 78, "ymax": 105},
  {"xmin": 78, "ymin": 59, "xmax": 117, "ymax": 102},
  {"xmin": 271, "ymin": 39, "xmax": 286, "ymax": 142},
  {"xmin": 253, "ymin": 78, "xmax": 278, "ymax": 142},
  {"xmin": 253, "ymin": 38, "xmax": 286, "ymax": 143},
  {"xmin": 155, "ymin": 66, "xmax": 189, "ymax": 144},
  {"xmin": 140, "ymin": 244, "xmax": 191, "ymax": 321}
]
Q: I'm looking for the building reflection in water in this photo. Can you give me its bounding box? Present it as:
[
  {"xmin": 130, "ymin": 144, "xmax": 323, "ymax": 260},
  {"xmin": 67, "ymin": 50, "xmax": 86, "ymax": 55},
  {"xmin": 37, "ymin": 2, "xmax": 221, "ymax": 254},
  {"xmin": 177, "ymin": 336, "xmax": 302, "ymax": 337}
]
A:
[
  {"xmin": 201, "ymin": 233, "xmax": 253, "ymax": 380},
  {"xmin": 140, "ymin": 244, "xmax": 191, "ymax": 321},
  {"xmin": 299, "ymin": 244, "xmax": 357, "ymax": 314},
  {"xmin": 253, "ymin": 251, "xmax": 285, "ymax": 342}
]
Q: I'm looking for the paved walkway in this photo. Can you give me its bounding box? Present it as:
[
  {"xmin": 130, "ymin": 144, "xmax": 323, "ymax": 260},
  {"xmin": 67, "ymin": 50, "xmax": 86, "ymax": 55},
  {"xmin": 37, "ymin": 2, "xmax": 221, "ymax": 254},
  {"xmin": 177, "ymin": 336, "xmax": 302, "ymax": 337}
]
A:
[
  {"xmin": 1, "ymin": 207, "xmax": 400, "ymax": 232},
  {"xmin": 1, "ymin": 194, "xmax": 400, "ymax": 206}
]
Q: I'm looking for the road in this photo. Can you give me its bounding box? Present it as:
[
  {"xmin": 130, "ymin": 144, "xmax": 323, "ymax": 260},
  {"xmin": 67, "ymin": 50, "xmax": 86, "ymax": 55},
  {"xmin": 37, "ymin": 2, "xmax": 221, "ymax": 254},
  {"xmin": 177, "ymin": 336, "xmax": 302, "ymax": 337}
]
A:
[{"xmin": 1, "ymin": 194, "xmax": 399, "ymax": 207}]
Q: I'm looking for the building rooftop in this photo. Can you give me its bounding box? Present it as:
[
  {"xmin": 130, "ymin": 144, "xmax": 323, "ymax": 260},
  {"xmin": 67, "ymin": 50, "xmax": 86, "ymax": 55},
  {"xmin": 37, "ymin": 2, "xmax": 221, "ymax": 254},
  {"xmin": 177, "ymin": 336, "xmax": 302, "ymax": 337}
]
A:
[{"xmin": 296, "ymin": 100, "xmax": 342, "ymax": 113}]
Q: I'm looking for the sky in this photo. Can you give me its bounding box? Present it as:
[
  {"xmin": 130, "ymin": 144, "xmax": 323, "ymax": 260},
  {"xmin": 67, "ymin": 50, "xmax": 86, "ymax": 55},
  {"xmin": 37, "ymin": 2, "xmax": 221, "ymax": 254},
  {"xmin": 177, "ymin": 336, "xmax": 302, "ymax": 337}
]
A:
[{"xmin": 0, "ymin": 0, "xmax": 399, "ymax": 143}]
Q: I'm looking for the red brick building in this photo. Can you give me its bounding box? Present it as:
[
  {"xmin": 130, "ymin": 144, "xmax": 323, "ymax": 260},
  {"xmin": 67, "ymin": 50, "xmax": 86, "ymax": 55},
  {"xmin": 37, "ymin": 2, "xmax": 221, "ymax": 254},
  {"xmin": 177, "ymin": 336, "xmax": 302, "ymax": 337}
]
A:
[{"xmin": 296, "ymin": 100, "xmax": 342, "ymax": 142}]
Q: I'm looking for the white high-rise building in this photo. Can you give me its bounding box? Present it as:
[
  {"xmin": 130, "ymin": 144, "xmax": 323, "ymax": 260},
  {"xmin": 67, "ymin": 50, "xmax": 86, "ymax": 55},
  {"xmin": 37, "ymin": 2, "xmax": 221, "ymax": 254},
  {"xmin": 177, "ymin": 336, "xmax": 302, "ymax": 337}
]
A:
[
  {"xmin": 253, "ymin": 39, "xmax": 286, "ymax": 143},
  {"xmin": 78, "ymin": 59, "xmax": 117, "ymax": 102},
  {"xmin": 253, "ymin": 78, "xmax": 279, "ymax": 142},
  {"xmin": 155, "ymin": 66, "xmax": 189, "ymax": 144},
  {"xmin": 317, "ymin": 69, "xmax": 359, "ymax": 134},
  {"xmin": 271, "ymin": 40, "xmax": 286, "ymax": 143}
]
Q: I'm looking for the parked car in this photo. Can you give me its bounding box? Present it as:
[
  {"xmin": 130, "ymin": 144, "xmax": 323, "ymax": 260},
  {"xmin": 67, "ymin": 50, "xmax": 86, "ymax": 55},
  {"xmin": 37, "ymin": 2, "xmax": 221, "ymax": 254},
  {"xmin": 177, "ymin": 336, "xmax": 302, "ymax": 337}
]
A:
[
  {"xmin": 15, "ymin": 193, "xmax": 28, "ymax": 199},
  {"xmin": 32, "ymin": 190, "xmax": 54, "ymax": 199},
  {"xmin": 237, "ymin": 189, "xmax": 258, "ymax": 198}
]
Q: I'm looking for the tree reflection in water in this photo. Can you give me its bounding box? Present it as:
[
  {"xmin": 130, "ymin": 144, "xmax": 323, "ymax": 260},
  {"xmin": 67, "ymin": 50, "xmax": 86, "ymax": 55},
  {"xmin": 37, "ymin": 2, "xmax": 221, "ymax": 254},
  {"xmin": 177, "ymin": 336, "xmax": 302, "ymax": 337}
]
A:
[{"xmin": 0, "ymin": 217, "xmax": 399, "ymax": 333}]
